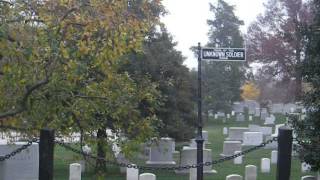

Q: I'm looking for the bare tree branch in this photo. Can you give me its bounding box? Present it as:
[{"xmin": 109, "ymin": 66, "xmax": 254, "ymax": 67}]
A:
[{"xmin": 0, "ymin": 0, "xmax": 13, "ymax": 6}]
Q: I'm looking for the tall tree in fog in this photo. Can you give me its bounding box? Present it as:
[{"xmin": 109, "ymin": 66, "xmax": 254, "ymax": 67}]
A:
[
  {"xmin": 246, "ymin": 0, "xmax": 312, "ymax": 101},
  {"xmin": 203, "ymin": 0, "xmax": 245, "ymax": 116}
]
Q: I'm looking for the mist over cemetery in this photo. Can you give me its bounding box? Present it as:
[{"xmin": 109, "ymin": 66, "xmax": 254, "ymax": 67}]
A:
[{"xmin": 0, "ymin": 0, "xmax": 320, "ymax": 180}]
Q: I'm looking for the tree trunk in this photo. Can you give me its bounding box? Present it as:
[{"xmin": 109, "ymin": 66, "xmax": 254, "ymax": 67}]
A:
[{"xmin": 95, "ymin": 128, "xmax": 107, "ymax": 173}]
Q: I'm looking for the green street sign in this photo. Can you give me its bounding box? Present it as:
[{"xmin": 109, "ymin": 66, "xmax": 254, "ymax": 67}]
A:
[{"xmin": 201, "ymin": 48, "xmax": 246, "ymax": 61}]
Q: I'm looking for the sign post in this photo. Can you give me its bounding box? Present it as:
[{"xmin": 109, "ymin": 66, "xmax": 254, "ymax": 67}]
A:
[{"xmin": 196, "ymin": 45, "xmax": 245, "ymax": 180}]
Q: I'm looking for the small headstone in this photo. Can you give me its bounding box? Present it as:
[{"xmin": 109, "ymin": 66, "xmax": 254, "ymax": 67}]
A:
[
  {"xmin": 301, "ymin": 175, "xmax": 316, "ymax": 180},
  {"xmin": 202, "ymin": 130, "xmax": 210, "ymax": 144},
  {"xmin": 249, "ymin": 115, "xmax": 253, "ymax": 121},
  {"xmin": 226, "ymin": 127, "xmax": 249, "ymax": 141},
  {"xmin": 189, "ymin": 168, "xmax": 197, "ymax": 180},
  {"xmin": 217, "ymin": 112, "xmax": 226, "ymax": 118},
  {"xmin": 226, "ymin": 174, "xmax": 243, "ymax": 180},
  {"xmin": 271, "ymin": 150, "xmax": 278, "ymax": 164},
  {"xmin": 232, "ymin": 111, "xmax": 235, "ymax": 116},
  {"xmin": 254, "ymin": 108, "xmax": 260, "ymax": 117},
  {"xmin": 242, "ymin": 132, "xmax": 263, "ymax": 146},
  {"xmin": 214, "ymin": 114, "xmax": 218, "ymax": 119},
  {"xmin": 126, "ymin": 164, "xmax": 139, "ymax": 180},
  {"xmin": 221, "ymin": 141, "xmax": 242, "ymax": 157},
  {"xmin": 146, "ymin": 138, "xmax": 176, "ymax": 166},
  {"xmin": 139, "ymin": 173, "xmax": 156, "ymax": 180},
  {"xmin": 223, "ymin": 127, "xmax": 228, "ymax": 135},
  {"xmin": 260, "ymin": 108, "xmax": 269, "ymax": 121},
  {"xmin": 233, "ymin": 151, "xmax": 242, "ymax": 165},
  {"xmin": 236, "ymin": 113, "xmax": 245, "ymax": 122},
  {"xmin": 245, "ymin": 165, "xmax": 257, "ymax": 180},
  {"xmin": 227, "ymin": 114, "xmax": 231, "ymax": 119},
  {"xmin": 302, "ymin": 162, "xmax": 311, "ymax": 173},
  {"xmin": 261, "ymin": 158, "xmax": 271, "ymax": 173},
  {"xmin": 69, "ymin": 163, "xmax": 81, "ymax": 180},
  {"xmin": 176, "ymin": 148, "xmax": 216, "ymax": 174},
  {"xmin": 264, "ymin": 114, "xmax": 275, "ymax": 125}
]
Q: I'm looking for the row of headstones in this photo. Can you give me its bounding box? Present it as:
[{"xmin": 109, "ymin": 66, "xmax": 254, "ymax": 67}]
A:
[{"xmin": 69, "ymin": 163, "xmax": 156, "ymax": 180}]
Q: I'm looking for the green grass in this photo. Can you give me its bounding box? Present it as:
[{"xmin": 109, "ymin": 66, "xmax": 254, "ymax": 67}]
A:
[{"xmin": 53, "ymin": 114, "xmax": 317, "ymax": 179}]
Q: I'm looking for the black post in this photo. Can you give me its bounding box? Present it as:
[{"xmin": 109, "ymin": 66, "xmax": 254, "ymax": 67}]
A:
[
  {"xmin": 276, "ymin": 126, "xmax": 293, "ymax": 180},
  {"xmin": 196, "ymin": 42, "xmax": 204, "ymax": 180},
  {"xmin": 39, "ymin": 128, "xmax": 55, "ymax": 180}
]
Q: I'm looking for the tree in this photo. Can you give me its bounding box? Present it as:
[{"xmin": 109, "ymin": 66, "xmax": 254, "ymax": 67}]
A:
[
  {"xmin": 246, "ymin": 0, "xmax": 312, "ymax": 101},
  {"xmin": 291, "ymin": 0, "xmax": 320, "ymax": 172},
  {"xmin": 241, "ymin": 82, "xmax": 260, "ymax": 100},
  {"xmin": 202, "ymin": 0, "xmax": 246, "ymax": 116},
  {"xmin": 122, "ymin": 29, "xmax": 197, "ymax": 141},
  {"xmin": 0, "ymin": 0, "xmax": 164, "ymax": 175}
]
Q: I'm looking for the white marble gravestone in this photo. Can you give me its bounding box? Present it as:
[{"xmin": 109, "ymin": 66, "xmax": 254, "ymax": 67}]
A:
[
  {"xmin": 254, "ymin": 108, "xmax": 260, "ymax": 117},
  {"xmin": 233, "ymin": 151, "xmax": 242, "ymax": 165},
  {"xmin": 301, "ymin": 176, "xmax": 316, "ymax": 180},
  {"xmin": 271, "ymin": 150, "xmax": 278, "ymax": 164},
  {"xmin": 232, "ymin": 111, "xmax": 235, "ymax": 116},
  {"xmin": 226, "ymin": 174, "xmax": 243, "ymax": 180},
  {"xmin": 221, "ymin": 141, "xmax": 242, "ymax": 157},
  {"xmin": 126, "ymin": 164, "xmax": 139, "ymax": 180},
  {"xmin": 236, "ymin": 113, "xmax": 245, "ymax": 122},
  {"xmin": 202, "ymin": 131, "xmax": 210, "ymax": 144},
  {"xmin": 227, "ymin": 127, "xmax": 249, "ymax": 141},
  {"xmin": 245, "ymin": 165, "xmax": 257, "ymax": 180},
  {"xmin": 260, "ymin": 108, "xmax": 269, "ymax": 121},
  {"xmin": 0, "ymin": 142, "xmax": 39, "ymax": 180},
  {"xmin": 69, "ymin": 163, "xmax": 81, "ymax": 180},
  {"xmin": 139, "ymin": 173, "xmax": 156, "ymax": 180},
  {"xmin": 176, "ymin": 148, "xmax": 216, "ymax": 174},
  {"xmin": 264, "ymin": 114, "xmax": 275, "ymax": 125},
  {"xmin": 248, "ymin": 115, "xmax": 253, "ymax": 121},
  {"xmin": 242, "ymin": 132, "xmax": 263, "ymax": 146},
  {"xmin": 227, "ymin": 114, "xmax": 231, "ymax": 119},
  {"xmin": 223, "ymin": 127, "xmax": 228, "ymax": 135},
  {"xmin": 261, "ymin": 158, "xmax": 271, "ymax": 173},
  {"xmin": 146, "ymin": 138, "xmax": 176, "ymax": 166},
  {"xmin": 189, "ymin": 168, "xmax": 197, "ymax": 180}
]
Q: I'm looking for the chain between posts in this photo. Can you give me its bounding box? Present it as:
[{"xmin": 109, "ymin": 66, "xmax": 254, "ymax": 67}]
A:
[
  {"xmin": 0, "ymin": 138, "xmax": 39, "ymax": 161},
  {"xmin": 55, "ymin": 136, "xmax": 278, "ymax": 171}
]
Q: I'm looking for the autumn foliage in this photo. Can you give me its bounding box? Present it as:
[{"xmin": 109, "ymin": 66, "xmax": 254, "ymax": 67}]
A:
[{"xmin": 241, "ymin": 82, "xmax": 260, "ymax": 100}]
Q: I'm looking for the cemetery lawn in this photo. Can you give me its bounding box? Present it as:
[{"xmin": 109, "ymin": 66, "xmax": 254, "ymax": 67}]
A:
[{"xmin": 53, "ymin": 114, "xmax": 317, "ymax": 180}]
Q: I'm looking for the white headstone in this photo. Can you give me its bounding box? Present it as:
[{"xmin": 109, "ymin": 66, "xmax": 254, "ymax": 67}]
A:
[
  {"xmin": 264, "ymin": 114, "xmax": 275, "ymax": 125},
  {"xmin": 242, "ymin": 132, "xmax": 263, "ymax": 146},
  {"xmin": 69, "ymin": 163, "xmax": 81, "ymax": 180},
  {"xmin": 226, "ymin": 174, "xmax": 243, "ymax": 180},
  {"xmin": 301, "ymin": 176, "xmax": 316, "ymax": 180},
  {"xmin": 233, "ymin": 151, "xmax": 242, "ymax": 165},
  {"xmin": 254, "ymin": 108, "xmax": 260, "ymax": 117},
  {"xmin": 189, "ymin": 168, "xmax": 197, "ymax": 180},
  {"xmin": 261, "ymin": 108, "xmax": 269, "ymax": 121},
  {"xmin": 302, "ymin": 162, "xmax": 311, "ymax": 173},
  {"xmin": 221, "ymin": 141, "xmax": 242, "ymax": 157},
  {"xmin": 126, "ymin": 164, "xmax": 138, "ymax": 180},
  {"xmin": 236, "ymin": 113, "xmax": 245, "ymax": 122},
  {"xmin": 223, "ymin": 127, "xmax": 228, "ymax": 135},
  {"xmin": 232, "ymin": 111, "xmax": 235, "ymax": 116},
  {"xmin": 176, "ymin": 148, "xmax": 216, "ymax": 174},
  {"xmin": 146, "ymin": 138, "xmax": 176, "ymax": 165},
  {"xmin": 0, "ymin": 142, "xmax": 39, "ymax": 180},
  {"xmin": 245, "ymin": 165, "xmax": 257, "ymax": 180},
  {"xmin": 202, "ymin": 131, "xmax": 209, "ymax": 144},
  {"xmin": 261, "ymin": 158, "xmax": 271, "ymax": 173},
  {"xmin": 227, "ymin": 127, "xmax": 249, "ymax": 141},
  {"xmin": 139, "ymin": 173, "xmax": 156, "ymax": 180},
  {"xmin": 271, "ymin": 150, "xmax": 278, "ymax": 164},
  {"xmin": 227, "ymin": 114, "xmax": 231, "ymax": 119},
  {"xmin": 82, "ymin": 145, "xmax": 91, "ymax": 154},
  {"xmin": 249, "ymin": 115, "xmax": 253, "ymax": 121}
]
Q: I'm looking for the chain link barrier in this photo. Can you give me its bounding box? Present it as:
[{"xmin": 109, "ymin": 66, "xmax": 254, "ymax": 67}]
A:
[
  {"xmin": 0, "ymin": 138, "xmax": 39, "ymax": 162},
  {"xmin": 55, "ymin": 136, "xmax": 278, "ymax": 171}
]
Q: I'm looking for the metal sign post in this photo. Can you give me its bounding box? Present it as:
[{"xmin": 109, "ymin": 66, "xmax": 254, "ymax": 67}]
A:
[
  {"xmin": 196, "ymin": 44, "xmax": 245, "ymax": 180},
  {"xmin": 196, "ymin": 43, "xmax": 204, "ymax": 180}
]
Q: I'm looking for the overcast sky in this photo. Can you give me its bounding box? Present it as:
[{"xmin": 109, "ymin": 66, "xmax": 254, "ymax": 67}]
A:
[{"xmin": 161, "ymin": 0, "xmax": 267, "ymax": 69}]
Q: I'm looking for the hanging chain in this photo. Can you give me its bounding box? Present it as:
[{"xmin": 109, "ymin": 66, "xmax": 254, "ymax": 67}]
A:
[
  {"xmin": 0, "ymin": 138, "xmax": 39, "ymax": 162},
  {"xmin": 55, "ymin": 136, "xmax": 278, "ymax": 171}
]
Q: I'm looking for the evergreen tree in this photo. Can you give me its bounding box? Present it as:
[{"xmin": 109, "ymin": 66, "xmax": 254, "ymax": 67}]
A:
[
  {"xmin": 203, "ymin": 0, "xmax": 246, "ymax": 116},
  {"xmin": 291, "ymin": 0, "xmax": 320, "ymax": 171},
  {"xmin": 122, "ymin": 29, "xmax": 196, "ymax": 141}
]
